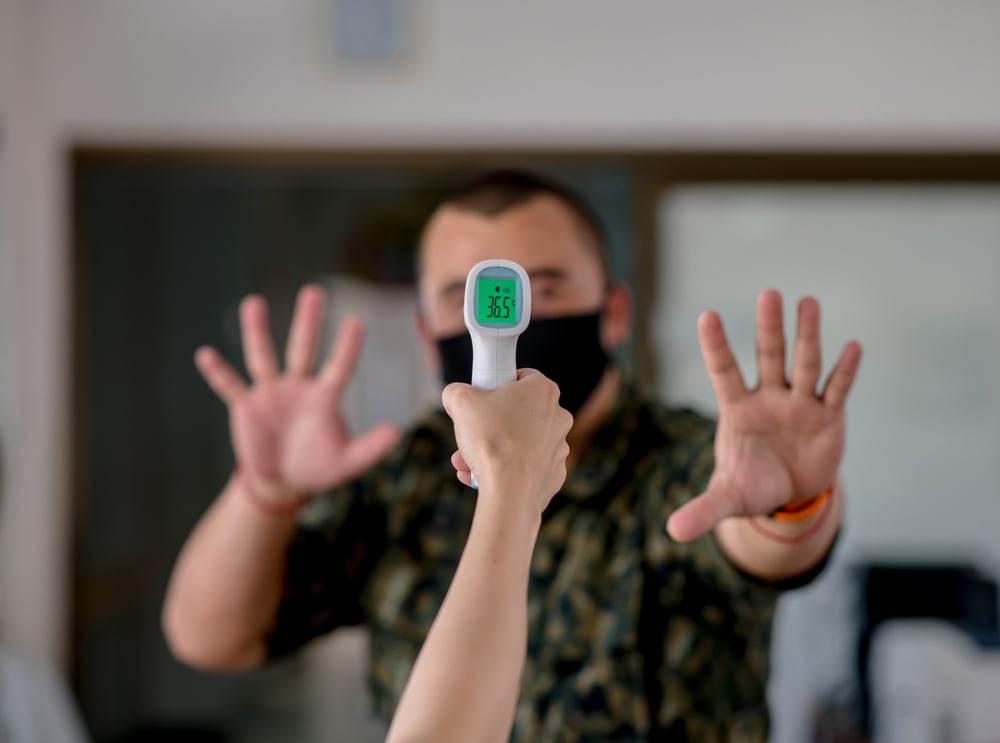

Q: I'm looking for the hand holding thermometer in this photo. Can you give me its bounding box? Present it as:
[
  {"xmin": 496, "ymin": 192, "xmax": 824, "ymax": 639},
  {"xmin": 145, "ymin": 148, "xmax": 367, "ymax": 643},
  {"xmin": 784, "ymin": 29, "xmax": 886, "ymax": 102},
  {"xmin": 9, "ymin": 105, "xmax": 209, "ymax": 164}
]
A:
[{"xmin": 463, "ymin": 259, "xmax": 532, "ymax": 487}]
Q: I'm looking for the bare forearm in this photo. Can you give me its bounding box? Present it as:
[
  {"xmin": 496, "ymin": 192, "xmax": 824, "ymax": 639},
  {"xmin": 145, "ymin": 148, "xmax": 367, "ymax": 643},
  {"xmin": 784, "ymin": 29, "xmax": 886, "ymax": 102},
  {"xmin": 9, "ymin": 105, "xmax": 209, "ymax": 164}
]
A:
[
  {"xmin": 386, "ymin": 487, "xmax": 539, "ymax": 743},
  {"xmin": 162, "ymin": 473, "xmax": 298, "ymax": 670},
  {"xmin": 715, "ymin": 482, "xmax": 842, "ymax": 583}
]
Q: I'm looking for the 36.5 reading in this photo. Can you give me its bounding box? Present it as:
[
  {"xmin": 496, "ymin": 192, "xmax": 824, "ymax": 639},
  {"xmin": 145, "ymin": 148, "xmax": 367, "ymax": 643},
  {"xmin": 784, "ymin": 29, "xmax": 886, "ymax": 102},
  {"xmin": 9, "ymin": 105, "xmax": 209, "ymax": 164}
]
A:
[{"xmin": 486, "ymin": 293, "xmax": 513, "ymax": 319}]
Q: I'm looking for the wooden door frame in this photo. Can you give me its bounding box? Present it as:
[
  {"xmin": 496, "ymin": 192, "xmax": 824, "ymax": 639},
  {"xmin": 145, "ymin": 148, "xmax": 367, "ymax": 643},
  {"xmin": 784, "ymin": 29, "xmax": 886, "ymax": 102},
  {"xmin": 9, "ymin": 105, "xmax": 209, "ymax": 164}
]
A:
[{"xmin": 67, "ymin": 145, "xmax": 1000, "ymax": 693}]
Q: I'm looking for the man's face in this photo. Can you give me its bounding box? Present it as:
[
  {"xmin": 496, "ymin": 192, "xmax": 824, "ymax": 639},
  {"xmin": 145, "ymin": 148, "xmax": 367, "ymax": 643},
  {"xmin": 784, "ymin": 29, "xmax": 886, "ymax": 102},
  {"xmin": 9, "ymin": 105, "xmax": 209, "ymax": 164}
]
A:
[{"xmin": 418, "ymin": 195, "xmax": 609, "ymax": 340}]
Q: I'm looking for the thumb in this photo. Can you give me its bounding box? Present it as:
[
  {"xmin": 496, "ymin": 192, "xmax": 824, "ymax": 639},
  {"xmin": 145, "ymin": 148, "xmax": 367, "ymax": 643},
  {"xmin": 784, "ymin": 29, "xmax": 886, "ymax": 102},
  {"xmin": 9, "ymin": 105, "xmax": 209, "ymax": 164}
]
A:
[
  {"xmin": 666, "ymin": 482, "xmax": 742, "ymax": 542},
  {"xmin": 338, "ymin": 423, "xmax": 402, "ymax": 480},
  {"xmin": 441, "ymin": 382, "xmax": 474, "ymax": 420}
]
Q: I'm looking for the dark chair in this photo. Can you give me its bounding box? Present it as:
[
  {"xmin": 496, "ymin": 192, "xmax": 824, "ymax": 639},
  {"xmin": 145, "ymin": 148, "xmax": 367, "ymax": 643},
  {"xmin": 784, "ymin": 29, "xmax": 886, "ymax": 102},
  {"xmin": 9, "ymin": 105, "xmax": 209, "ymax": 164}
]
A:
[{"xmin": 854, "ymin": 563, "xmax": 1000, "ymax": 735}]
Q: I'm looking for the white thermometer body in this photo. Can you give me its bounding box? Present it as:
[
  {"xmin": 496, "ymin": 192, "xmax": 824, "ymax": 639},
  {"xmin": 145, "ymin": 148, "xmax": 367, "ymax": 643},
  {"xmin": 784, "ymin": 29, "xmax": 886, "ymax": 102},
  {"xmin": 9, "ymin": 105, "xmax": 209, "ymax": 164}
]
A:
[{"xmin": 462, "ymin": 259, "xmax": 531, "ymax": 487}]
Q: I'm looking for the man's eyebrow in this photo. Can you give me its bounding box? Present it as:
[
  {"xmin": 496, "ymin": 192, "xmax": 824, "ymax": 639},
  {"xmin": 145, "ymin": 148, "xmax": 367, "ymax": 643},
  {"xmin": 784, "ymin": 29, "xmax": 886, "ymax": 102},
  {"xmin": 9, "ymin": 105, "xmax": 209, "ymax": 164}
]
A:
[{"xmin": 528, "ymin": 268, "xmax": 569, "ymax": 282}]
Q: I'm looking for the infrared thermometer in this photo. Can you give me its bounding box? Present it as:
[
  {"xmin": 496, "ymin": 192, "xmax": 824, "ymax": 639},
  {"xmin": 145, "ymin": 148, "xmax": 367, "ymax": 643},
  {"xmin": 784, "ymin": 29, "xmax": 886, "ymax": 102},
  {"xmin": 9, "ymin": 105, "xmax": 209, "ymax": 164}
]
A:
[{"xmin": 462, "ymin": 259, "xmax": 532, "ymax": 487}]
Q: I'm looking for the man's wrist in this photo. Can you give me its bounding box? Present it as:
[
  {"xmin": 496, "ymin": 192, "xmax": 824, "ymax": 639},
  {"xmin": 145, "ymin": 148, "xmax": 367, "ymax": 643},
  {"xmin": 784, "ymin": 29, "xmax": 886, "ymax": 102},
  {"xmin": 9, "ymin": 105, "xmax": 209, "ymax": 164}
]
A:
[
  {"xmin": 747, "ymin": 483, "xmax": 840, "ymax": 544},
  {"xmin": 232, "ymin": 468, "xmax": 310, "ymax": 518}
]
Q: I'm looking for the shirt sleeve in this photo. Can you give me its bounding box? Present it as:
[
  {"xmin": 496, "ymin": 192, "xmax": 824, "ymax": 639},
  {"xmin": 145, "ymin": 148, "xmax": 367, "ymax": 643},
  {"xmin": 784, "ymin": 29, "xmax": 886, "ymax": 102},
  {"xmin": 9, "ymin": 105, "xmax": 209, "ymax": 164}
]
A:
[
  {"xmin": 641, "ymin": 414, "xmax": 777, "ymax": 737},
  {"xmin": 263, "ymin": 409, "xmax": 455, "ymax": 660},
  {"xmin": 264, "ymin": 474, "xmax": 389, "ymax": 659}
]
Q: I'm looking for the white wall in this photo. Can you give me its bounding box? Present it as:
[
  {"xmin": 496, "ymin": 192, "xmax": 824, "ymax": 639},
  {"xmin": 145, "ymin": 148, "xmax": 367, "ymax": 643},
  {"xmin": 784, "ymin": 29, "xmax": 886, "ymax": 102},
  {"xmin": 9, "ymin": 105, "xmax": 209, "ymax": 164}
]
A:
[
  {"xmin": 1, "ymin": 1, "xmax": 72, "ymax": 674},
  {"xmin": 30, "ymin": 0, "xmax": 1000, "ymax": 147},
  {"xmin": 0, "ymin": 2, "xmax": 17, "ymax": 608},
  {"xmin": 0, "ymin": 2, "xmax": 17, "ymax": 419},
  {"xmin": 4, "ymin": 0, "xmax": 1000, "ymax": 671}
]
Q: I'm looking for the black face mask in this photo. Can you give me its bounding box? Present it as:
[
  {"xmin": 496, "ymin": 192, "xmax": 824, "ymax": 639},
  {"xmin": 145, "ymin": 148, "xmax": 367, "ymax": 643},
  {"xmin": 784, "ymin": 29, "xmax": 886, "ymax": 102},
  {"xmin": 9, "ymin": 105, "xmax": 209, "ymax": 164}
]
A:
[{"xmin": 436, "ymin": 311, "xmax": 611, "ymax": 416}]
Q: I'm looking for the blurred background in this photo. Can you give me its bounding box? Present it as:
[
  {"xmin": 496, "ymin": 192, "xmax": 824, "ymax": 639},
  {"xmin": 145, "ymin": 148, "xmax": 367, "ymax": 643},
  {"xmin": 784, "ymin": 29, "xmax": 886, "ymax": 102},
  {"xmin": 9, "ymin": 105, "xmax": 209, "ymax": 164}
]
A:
[{"xmin": 2, "ymin": 2, "xmax": 1000, "ymax": 742}]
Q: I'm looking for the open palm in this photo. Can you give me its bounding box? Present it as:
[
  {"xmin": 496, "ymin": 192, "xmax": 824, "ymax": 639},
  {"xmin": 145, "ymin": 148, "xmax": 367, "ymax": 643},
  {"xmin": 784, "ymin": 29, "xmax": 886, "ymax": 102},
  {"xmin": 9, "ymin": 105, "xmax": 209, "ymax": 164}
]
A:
[
  {"xmin": 195, "ymin": 286, "xmax": 401, "ymax": 505},
  {"xmin": 667, "ymin": 290, "xmax": 862, "ymax": 542}
]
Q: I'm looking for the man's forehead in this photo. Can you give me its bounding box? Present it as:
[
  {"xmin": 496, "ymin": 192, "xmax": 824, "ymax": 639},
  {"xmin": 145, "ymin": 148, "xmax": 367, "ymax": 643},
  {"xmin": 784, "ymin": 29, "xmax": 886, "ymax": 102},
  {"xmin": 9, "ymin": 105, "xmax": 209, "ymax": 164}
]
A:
[
  {"xmin": 434, "ymin": 267, "xmax": 570, "ymax": 300},
  {"xmin": 419, "ymin": 201, "xmax": 598, "ymax": 282}
]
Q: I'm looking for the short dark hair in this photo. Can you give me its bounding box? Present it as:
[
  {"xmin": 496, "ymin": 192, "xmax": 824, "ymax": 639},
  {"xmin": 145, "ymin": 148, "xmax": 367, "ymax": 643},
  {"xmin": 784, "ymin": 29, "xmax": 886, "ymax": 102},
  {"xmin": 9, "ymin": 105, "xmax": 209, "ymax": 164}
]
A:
[{"xmin": 419, "ymin": 169, "xmax": 611, "ymax": 279}]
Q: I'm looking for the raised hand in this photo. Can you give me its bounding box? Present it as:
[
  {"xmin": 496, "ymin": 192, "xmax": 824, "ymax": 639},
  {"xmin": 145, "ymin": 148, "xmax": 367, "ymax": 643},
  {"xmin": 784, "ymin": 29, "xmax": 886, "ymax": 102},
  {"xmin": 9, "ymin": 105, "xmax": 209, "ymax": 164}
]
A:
[
  {"xmin": 442, "ymin": 369, "xmax": 573, "ymax": 514},
  {"xmin": 667, "ymin": 289, "xmax": 862, "ymax": 542},
  {"xmin": 194, "ymin": 285, "xmax": 401, "ymax": 508}
]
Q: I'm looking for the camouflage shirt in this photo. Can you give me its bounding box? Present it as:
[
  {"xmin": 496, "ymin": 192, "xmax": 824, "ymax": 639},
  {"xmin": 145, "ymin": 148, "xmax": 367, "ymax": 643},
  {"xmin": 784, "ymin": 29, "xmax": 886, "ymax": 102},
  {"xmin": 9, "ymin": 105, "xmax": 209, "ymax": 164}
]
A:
[{"xmin": 267, "ymin": 379, "xmax": 825, "ymax": 742}]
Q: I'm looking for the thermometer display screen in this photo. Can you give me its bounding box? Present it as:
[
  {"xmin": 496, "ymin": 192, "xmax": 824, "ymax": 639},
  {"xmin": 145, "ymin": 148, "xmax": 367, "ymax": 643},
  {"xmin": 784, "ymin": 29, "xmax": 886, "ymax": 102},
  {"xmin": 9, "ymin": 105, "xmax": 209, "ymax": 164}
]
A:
[{"xmin": 476, "ymin": 278, "xmax": 518, "ymax": 325}]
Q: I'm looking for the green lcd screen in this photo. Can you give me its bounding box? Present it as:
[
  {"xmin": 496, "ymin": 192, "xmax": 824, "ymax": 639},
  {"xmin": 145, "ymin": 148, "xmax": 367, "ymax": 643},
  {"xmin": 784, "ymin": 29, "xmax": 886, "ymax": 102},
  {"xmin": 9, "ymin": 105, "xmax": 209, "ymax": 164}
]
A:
[{"xmin": 476, "ymin": 277, "xmax": 518, "ymax": 325}]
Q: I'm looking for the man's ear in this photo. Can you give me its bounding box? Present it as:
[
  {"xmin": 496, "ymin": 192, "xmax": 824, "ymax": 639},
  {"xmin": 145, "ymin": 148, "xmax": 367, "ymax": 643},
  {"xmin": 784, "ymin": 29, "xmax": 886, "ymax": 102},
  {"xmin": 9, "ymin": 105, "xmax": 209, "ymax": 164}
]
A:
[
  {"xmin": 415, "ymin": 312, "xmax": 442, "ymax": 371},
  {"xmin": 601, "ymin": 281, "xmax": 632, "ymax": 349}
]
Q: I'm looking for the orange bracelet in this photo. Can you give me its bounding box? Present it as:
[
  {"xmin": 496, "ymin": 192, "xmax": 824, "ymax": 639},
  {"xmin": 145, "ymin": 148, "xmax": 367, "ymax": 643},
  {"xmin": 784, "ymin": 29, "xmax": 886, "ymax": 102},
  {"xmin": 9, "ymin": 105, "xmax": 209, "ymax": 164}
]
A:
[
  {"xmin": 769, "ymin": 485, "xmax": 833, "ymax": 522},
  {"xmin": 750, "ymin": 493, "xmax": 835, "ymax": 544}
]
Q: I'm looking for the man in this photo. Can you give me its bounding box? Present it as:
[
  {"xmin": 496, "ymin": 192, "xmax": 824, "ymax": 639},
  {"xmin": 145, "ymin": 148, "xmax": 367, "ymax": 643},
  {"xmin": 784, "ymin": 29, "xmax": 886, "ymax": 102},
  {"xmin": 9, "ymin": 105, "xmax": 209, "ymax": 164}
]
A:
[{"xmin": 163, "ymin": 170, "xmax": 862, "ymax": 741}]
